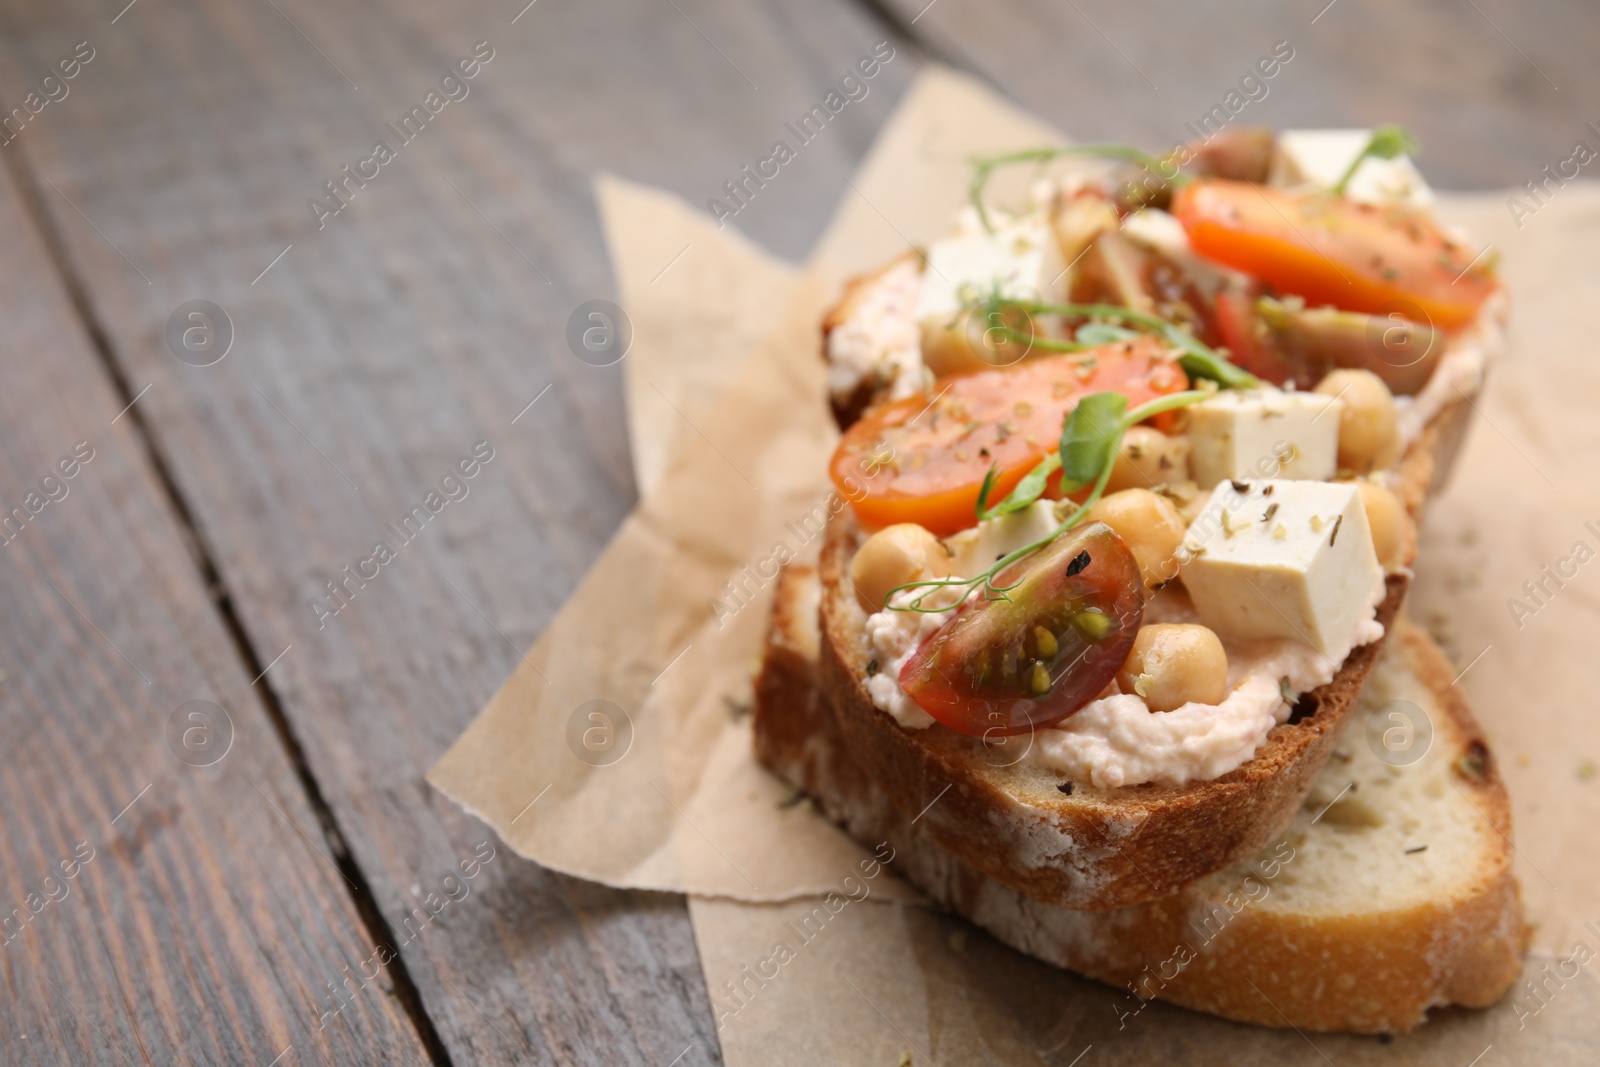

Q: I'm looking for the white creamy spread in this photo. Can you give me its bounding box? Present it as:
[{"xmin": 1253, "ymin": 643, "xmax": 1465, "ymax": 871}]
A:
[
  {"xmin": 1020, "ymin": 583, "xmax": 1384, "ymax": 790},
  {"xmin": 863, "ymin": 592, "xmax": 948, "ymax": 729},
  {"xmin": 826, "ymin": 257, "xmax": 926, "ymax": 406},
  {"xmin": 1027, "ymin": 639, "xmax": 1329, "ymax": 789}
]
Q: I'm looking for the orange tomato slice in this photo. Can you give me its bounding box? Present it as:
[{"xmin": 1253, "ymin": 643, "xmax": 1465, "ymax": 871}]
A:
[
  {"xmin": 830, "ymin": 338, "xmax": 1186, "ymax": 537},
  {"xmin": 1171, "ymin": 179, "xmax": 1497, "ymax": 330}
]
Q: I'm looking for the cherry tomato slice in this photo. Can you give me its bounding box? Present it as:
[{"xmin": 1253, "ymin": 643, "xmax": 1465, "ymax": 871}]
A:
[
  {"xmin": 1213, "ymin": 283, "xmax": 1303, "ymax": 386},
  {"xmin": 900, "ymin": 523, "xmax": 1144, "ymax": 736},
  {"xmin": 1171, "ymin": 179, "xmax": 1497, "ymax": 330},
  {"xmin": 829, "ymin": 338, "xmax": 1186, "ymax": 537}
]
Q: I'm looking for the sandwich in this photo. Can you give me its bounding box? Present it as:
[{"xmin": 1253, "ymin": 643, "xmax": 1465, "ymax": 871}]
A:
[
  {"xmin": 754, "ymin": 564, "xmax": 1525, "ymax": 1033},
  {"xmin": 801, "ymin": 125, "xmax": 1509, "ymax": 910},
  {"xmin": 746, "ymin": 124, "xmax": 1524, "ymax": 1030}
]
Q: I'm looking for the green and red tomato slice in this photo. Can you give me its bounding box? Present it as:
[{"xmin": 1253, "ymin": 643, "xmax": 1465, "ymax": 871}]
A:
[{"xmin": 900, "ymin": 522, "xmax": 1145, "ymax": 736}]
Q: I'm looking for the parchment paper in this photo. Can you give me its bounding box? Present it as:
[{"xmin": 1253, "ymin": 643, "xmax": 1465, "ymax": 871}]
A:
[{"xmin": 431, "ymin": 67, "xmax": 1600, "ymax": 1062}]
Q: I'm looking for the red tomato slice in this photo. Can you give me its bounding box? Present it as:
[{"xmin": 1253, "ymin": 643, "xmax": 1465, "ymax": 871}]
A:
[
  {"xmin": 829, "ymin": 338, "xmax": 1186, "ymax": 537},
  {"xmin": 901, "ymin": 522, "xmax": 1144, "ymax": 735},
  {"xmin": 1171, "ymin": 179, "xmax": 1497, "ymax": 330},
  {"xmin": 1212, "ymin": 283, "xmax": 1300, "ymax": 385}
]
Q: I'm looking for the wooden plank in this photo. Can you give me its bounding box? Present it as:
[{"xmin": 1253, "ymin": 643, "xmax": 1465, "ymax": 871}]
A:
[
  {"xmin": 873, "ymin": 0, "xmax": 1597, "ymax": 188},
  {"xmin": 0, "ymin": 157, "xmax": 430, "ymax": 1063},
  {"xmin": 0, "ymin": 0, "xmax": 918, "ymax": 1062}
]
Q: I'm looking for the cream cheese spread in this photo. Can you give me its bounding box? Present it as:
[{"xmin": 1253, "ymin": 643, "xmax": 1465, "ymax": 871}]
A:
[
  {"xmin": 1020, "ymin": 583, "xmax": 1383, "ymax": 789},
  {"xmin": 826, "ymin": 257, "xmax": 926, "ymax": 407}
]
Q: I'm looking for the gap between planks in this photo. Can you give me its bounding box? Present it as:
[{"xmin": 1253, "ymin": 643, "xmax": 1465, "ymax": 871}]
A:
[{"xmin": 0, "ymin": 137, "xmax": 459, "ymax": 1067}]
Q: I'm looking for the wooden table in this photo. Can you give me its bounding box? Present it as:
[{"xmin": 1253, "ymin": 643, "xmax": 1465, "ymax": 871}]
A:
[{"xmin": 0, "ymin": 1, "xmax": 1589, "ymax": 1062}]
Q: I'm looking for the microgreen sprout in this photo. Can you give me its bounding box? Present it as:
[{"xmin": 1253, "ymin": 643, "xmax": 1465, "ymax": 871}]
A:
[
  {"xmin": 885, "ymin": 389, "xmax": 1209, "ymax": 613},
  {"xmin": 968, "ymin": 144, "xmax": 1176, "ymax": 232},
  {"xmin": 972, "ymin": 295, "xmax": 1260, "ymax": 391},
  {"xmin": 1332, "ymin": 124, "xmax": 1420, "ymax": 195},
  {"xmin": 883, "ymin": 308, "xmax": 1256, "ymax": 614}
]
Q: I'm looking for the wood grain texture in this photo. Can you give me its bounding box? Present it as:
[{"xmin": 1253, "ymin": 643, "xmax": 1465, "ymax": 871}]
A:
[
  {"xmin": 0, "ymin": 149, "xmax": 429, "ymax": 1063},
  {"xmin": 0, "ymin": 0, "xmax": 917, "ymax": 1062},
  {"xmin": 1, "ymin": 0, "xmax": 1585, "ymax": 1061},
  {"xmin": 875, "ymin": 0, "xmax": 1598, "ymax": 189}
]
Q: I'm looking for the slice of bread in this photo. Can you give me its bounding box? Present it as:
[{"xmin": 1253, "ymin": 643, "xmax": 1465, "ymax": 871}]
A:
[
  {"xmin": 756, "ymin": 565, "xmax": 1525, "ymax": 1033},
  {"xmin": 813, "ymin": 252, "xmax": 1484, "ymax": 910},
  {"xmin": 804, "ymin": 345, "xmax": 1469, "ymax": 910},
  {"xmin": 817, "ymin": 509, "xmax": 1410, "ymax": 910}
]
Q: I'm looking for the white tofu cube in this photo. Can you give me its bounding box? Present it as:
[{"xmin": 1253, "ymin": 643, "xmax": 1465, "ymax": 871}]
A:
[
  {"xmin": 1179, "ymin": 480, "xmax": 1383, "ymax": 661},
  {"xmin": 1269, "ymin": 129, "xmax": 1434, "ymax": 208},
  {"xmin": 915, "ymin": 214, "xmax": 1064, "ymax": 331},
  {"xmin": 1186, "ymin": 389, "xmax": 1341, "ymax": 489}
]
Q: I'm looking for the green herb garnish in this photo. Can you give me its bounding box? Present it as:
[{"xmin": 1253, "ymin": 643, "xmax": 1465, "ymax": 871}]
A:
[
  {"xmin": 976, "ymin": 391, "xmax": 1130, "ymax": 520},
  {"xmin": 1072, "ymin": 322, "xmax": 1143, "ymax": 346},
  {"xmin": 1057, "ymin": 392, "xmax": 1129, "ymax": 494},
  {"xmin": 973, "ymin": 295, "xmax": 1260, "ymax": 391},
  {"xmin": 886, "ymin": 388, "xmax": 1211, "ymax": 613},
  {"xmin": 1331, "ymin": 124, "xmax": 1419, "ymax": 196},
  {"xmin": 968, "ymin": 144, "xmax": 1176, "ymax": 233}
]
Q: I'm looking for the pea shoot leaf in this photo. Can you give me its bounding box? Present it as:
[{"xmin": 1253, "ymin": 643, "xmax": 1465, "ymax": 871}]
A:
[
  {"xmin": 1333, "ymin": 123, "xmax": 1419, "ymax": 194},
  {"xmin": 1365, "ymin": 123, "xmax": 1420, "ymax": 161},
  {"xmin": 974, "ymin": 464, "xmax": 1003, "ymax": 520},
  {"xmin": 977, "ymin": 453, "xmax": 1062, "ymax": 521},
  {"xmin": 1058, "ymin": 392, "xmax": 1128, "ymax": 494}
]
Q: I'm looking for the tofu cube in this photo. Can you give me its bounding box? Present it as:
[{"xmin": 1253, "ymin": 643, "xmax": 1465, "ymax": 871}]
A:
[
  {"xmin": 915, "ymin": 214, "xmax": 1064, "ymax": 374},
  {"xmin": 1186, "ymin": 389, "xmax": 1340, "ymax": 489},
  {"xmin": 1269, "ymin": 129, "xmax": 1435, "ymax": 208},
  {"xmin": 1178, "ymin": 480, "xmax": 1383, "ymax": 661}
]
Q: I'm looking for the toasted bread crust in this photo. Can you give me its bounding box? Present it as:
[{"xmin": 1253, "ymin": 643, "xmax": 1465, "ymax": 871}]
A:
[
  {"xmin": 1394, "ymin": 391, "xmax": 1473, "ymax": 516},
  {"xmin": 818, "ymin": 511, "xmax": 1409, "ymax": 910},
  {"xmin": 756, "ymin": 566, "xmax": 1525, "ymax": 1033}
]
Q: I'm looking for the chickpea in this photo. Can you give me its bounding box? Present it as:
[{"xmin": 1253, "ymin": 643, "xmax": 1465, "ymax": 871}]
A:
[
  {"xmin": 1085, "ymin": 489, "xmax": 1187, "ymax": 589},
  {"xmin": 1315, "ymin": 369, "xmax": 1400, "ymax": 474},
  {"xmin": 849, "ymin": 523, "xmax": 954, "ymax": 612},
  {"xmin": 1117, "ymin": 624, "xmax": 1229, "ymax": 712},
  {"xmin": 920, "ymin": 303, "xmax": 1038, "ymax": 378},
  {"xmin": 1358, "ymin": 481, "xmax": 1407, "ymax": 570},
  {"xmin": 1105, "ymin": 425, "xmax": 1191, "ymax": 493}
]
